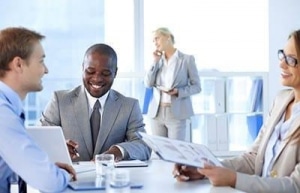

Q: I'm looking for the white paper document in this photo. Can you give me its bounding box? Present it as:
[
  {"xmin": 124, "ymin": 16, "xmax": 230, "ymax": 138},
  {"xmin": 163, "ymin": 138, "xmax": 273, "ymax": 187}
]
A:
[
  {"xmin": 114, "ymin": 160, "xmax": 148, "ymax": 167},
  {"xmin": 156, "ymin": 85, "xmax": 172, "ymax": 92},
  {"xmin": 72, "ymin": 161, "xmax": 96, "ymax": 173},
  {"xmin": 138, "ymin": 132, "xmax": 222, "ymax": 168}
]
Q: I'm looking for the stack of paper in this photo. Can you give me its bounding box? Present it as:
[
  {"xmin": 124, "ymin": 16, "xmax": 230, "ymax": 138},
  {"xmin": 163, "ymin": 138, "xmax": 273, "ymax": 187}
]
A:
[{"xmin": 114, "ymin": 160, "xmax": 148, "ymax": 167}]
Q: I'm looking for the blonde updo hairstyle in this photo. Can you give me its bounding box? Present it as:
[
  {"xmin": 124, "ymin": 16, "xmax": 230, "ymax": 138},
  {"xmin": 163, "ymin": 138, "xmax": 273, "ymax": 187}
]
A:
[{"xmin": 154, "ymin": 27, "xmax": 175, "ymax": 45}]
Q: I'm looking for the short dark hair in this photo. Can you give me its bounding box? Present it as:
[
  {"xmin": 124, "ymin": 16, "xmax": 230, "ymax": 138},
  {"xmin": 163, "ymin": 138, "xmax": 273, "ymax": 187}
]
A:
[
  {"xmin": 84, "ymin": 43, "xmax": 118, "ymax": 71},
  {"xmin": 0, "ymin": 27, "xmax": 45, "ymax": 77}
]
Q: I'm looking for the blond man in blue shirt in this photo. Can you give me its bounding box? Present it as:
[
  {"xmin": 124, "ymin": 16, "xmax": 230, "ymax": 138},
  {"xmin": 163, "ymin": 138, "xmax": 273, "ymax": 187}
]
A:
[{"xmin": 0, "ymin": 27, "xmax": 76, "ymax": 193}]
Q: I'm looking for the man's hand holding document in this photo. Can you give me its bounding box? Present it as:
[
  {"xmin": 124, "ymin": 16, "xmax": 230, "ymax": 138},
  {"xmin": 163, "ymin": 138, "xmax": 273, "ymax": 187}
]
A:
[{"xmin": 137, "ymin": 132, "xmax": 222, "ymax": 168}]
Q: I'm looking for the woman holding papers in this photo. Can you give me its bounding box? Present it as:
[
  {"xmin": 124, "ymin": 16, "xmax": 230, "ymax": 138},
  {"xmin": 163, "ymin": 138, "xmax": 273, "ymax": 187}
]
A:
[
  {"xmin": 144, "ymin": 27, "xmax": 201, "ymax": 141},
  {"xmin": 173, "ymin": 29, "xmax": 300, "ymax": 193}
]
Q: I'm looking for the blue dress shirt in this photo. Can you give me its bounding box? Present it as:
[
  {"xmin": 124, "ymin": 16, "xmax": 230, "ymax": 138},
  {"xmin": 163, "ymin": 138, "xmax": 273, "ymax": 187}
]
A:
[{"xmin": 0, "ymin": 81, "xmax": 70, "ymax": 193}]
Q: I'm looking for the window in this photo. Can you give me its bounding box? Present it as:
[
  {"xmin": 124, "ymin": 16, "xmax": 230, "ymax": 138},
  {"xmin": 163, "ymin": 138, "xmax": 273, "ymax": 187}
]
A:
[
  {"xmin": 0, "ymin": 0, "xmax": 268, "ymax": 155},
  {"xmin": 144, "ymin": 0, "xmax": 268, "ymax": 72},
  {"xmin": 143, "ymin": 0, "xmax": 268, "ymax": 155},
  {"xmin": 0, "ymin": 0, "xmax": 138, "ymax": 125}
]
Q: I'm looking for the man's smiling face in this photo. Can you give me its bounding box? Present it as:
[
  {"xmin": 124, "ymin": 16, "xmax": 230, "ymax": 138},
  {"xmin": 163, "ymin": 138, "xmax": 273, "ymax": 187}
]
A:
[{"xmin": 82, "ymin": 51, "xmax": 117, "ymax": 98}]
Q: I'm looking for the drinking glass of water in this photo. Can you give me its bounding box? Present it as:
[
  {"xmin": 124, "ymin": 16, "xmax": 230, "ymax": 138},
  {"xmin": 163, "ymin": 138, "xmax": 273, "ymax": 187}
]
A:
[
  {"xmin": 107, "ymin": 169, "xmax": 130, "ymax": 193},
  {"xmin": 95, "ymin": 154, "xmax": 114, "ymax": 178}
]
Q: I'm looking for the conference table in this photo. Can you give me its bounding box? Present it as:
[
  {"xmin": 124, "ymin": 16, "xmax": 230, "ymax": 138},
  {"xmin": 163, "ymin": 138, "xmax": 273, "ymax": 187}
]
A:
[
  {"xmin": 53, "ymin": 158, "xmax": 246, "ymax": 193},
  {"xmin": 25, "ymin": 158, "xmax": 246, "ymax": 193}
]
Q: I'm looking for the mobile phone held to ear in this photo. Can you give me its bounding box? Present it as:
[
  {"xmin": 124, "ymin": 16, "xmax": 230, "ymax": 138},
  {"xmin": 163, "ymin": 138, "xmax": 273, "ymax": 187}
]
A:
[{"xmin": 155, "ymin": 50, "xmax": 162, "ymax": 56}]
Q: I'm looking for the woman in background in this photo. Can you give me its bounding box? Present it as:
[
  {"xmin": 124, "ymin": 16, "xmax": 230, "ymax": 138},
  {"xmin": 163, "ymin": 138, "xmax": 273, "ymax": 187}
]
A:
[
  {"xmin": 173, "ymin": 29, "xmax": 300, "ymax": 193},
  {"xmin": 144, "ymin": 27, "xmax": 201, "ymax": 141}
]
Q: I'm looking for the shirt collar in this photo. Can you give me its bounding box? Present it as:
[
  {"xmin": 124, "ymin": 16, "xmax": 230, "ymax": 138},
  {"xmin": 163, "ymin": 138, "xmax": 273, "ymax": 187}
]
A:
[
  {"xmin": 173, "ymin": 49, "xmax": 179, "ymax": 58},
  {"xmin": 162, "ymin": 49, "xmax": 178, "ymax": 59},
  {"xmin": 84, "ymin": 88, "xmax": 110, "ymax": 110},
  {"xmin": 0, "ymin": 81, "xmax": 24, "ymax": 117}
]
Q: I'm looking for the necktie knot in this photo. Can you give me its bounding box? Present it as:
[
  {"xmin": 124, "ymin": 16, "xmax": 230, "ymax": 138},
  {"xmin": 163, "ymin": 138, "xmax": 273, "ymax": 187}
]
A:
[{"xmin": 93, "ymin": 100, "xmax": 101, "ymax": 110}]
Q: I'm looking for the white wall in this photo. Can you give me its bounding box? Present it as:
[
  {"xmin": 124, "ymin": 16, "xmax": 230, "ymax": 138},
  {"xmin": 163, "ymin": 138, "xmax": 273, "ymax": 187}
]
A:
[{"xmin": 268, "ymin": 0, "xmax": 300, "ymax": 108}]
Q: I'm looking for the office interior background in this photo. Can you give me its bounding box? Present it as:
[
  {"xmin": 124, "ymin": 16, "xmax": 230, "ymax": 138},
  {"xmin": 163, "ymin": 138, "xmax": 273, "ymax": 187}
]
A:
[{"xmin": 1, "ymin": 0, "xmax": 299, "ymax": 156}]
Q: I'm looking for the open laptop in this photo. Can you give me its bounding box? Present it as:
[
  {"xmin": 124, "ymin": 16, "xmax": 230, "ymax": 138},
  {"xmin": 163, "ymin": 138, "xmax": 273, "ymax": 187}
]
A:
[{"xmin": 26, "ymin": 126, "xmax": 95, "ymax": 173}]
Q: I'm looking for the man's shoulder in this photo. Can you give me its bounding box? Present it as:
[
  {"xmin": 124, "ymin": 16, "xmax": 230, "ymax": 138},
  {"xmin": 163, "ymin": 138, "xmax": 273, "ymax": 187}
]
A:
[
  {"xmin": 54, "ymin": 85, "xmax": 82, "ymax": 96},
  {"xmin": 110, "ymin": 90, "xmax": 138, "ymax": 103}
]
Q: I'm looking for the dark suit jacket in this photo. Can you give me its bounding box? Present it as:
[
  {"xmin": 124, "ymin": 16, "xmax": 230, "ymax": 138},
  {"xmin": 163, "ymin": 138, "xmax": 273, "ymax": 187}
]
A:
[{"xmin": 40, "ymin": 86, "xmax": 151, "ymax": 161}]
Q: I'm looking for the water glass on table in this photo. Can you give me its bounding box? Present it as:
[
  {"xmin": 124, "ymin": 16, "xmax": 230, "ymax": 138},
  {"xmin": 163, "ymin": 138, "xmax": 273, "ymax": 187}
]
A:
[
  {"xmin": 95, "ymin": 154, "xmax": 115, "ymax": 178},
  {"xmin": 107, "ymin": 169, "xmax": 130, "ymax": 193}
]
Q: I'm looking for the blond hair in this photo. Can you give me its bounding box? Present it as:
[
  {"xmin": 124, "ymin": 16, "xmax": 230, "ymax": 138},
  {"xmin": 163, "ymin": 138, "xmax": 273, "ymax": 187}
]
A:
[
  {"xmin": 153, "ymin": 27, "xmax": 175, "ymax": 44},
  {"xmin": 286, "ymin": 29, "xmax": 300, "ymax": 144}
]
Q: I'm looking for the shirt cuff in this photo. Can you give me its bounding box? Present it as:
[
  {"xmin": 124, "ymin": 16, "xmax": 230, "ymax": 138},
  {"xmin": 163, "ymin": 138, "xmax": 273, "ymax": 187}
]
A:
[{"xmin": 115, "ymin": 145, "xmax": 125, "ymax": 158}]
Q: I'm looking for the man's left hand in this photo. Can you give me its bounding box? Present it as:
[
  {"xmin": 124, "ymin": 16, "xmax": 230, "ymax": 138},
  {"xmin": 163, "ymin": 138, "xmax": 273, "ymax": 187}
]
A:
[{"xmin": 103, "ymin": 146, "xmax": 123, "ymax": 161}]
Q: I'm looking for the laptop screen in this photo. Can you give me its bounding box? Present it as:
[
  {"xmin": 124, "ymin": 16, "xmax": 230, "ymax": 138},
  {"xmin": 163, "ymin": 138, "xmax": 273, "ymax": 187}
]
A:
[{"xmin": 26, "ymin": 126, "xmax": 73, "ymax": 165}]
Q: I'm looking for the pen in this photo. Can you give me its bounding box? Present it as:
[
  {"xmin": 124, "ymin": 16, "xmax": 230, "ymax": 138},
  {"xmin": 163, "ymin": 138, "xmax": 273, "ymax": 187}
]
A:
[
  {"xmin": 173, "ymin": 171, "xmax": 180, "ymax": 178},
  {"xmin": 73, "ymin": 148, "xmax": 80, "ymax": 157}
]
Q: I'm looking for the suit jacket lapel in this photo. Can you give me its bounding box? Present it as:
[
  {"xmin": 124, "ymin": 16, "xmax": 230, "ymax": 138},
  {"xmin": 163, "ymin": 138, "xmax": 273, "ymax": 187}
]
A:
[
  {"xmin": 264, "ymin": 94, "xmax": 293, "ymax": 141},
  {"xmin": 93, "ymin": 90, "xmax": 121, "ymax": 156},
  {"xmin": 286, "ymin": 113, "xmax": 300, "ymax": 139},
  {"xmin": 171, "ymin": 51, "xmax": 183, "ymax": 88},
  {"xmin": 273, "ymin": 95, "xmax": 300, "ymax": 162},
  {"xmin": 72, "ymin": 86, "xmax": 93, "ymax": 158},
  {"xmin": 256, "ymin": 91, "xmax": 294, "ymax": 172},
  {"xmin": 156, "ymin": 60, "xmax": 163, "ymax": 86}
]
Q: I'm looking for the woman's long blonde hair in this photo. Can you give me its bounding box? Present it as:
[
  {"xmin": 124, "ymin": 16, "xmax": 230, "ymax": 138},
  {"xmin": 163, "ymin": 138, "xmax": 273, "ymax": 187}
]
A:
[{"xmin": 287, "ymin": 29, "xmax": 300, "ymax": 144}]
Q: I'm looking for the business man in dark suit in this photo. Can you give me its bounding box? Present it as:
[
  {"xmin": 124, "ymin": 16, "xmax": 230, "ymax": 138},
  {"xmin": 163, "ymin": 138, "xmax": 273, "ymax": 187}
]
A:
[{"xmin": 40, "ymin": 43, "xmax": 151, "ymax": 161}]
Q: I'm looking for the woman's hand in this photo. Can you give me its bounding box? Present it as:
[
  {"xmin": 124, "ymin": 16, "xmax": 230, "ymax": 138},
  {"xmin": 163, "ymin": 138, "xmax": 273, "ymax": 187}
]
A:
[
  {"xmin": 153, "ymin": 50, "xmax": 162, "ymax": 62},
  {"xmin": 173, "ymin": 164, "xmax": 205, "ymax": 181},
  {"xmin": 198, "ymin": 164, "xmax": 236, "ymax": 187},
  {"xmin": 167, "ymin": 88, "xmax": 178, "ymax": 96}
]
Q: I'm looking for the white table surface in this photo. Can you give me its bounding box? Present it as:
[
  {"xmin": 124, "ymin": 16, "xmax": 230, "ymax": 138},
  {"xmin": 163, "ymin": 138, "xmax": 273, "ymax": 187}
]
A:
[{"xmin": 39, "ymin": 158, "xmax": 245, "ymax": 193}]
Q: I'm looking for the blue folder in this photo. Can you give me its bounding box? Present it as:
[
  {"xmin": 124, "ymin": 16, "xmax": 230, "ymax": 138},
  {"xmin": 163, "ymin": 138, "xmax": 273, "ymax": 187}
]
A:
[
  {"xmin": 142, "ymin": 87, "xmax": 153, "ymax": 114},
  {"xmin": 68, "ymin": 180, "xmax": 143, "ymax": 191},
  {"xmin": 247, "ymin": 114, "xmax": 263, "ymax": 140}
]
